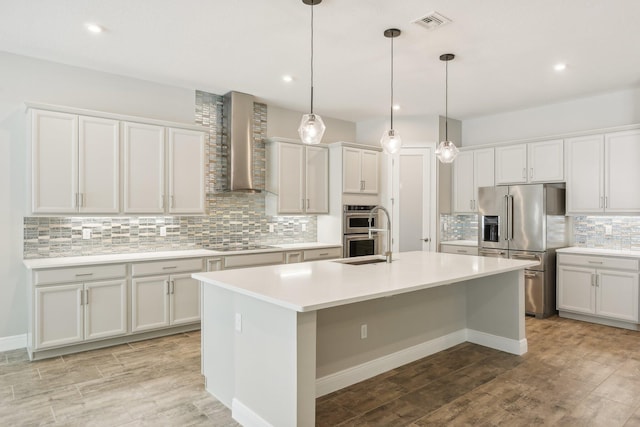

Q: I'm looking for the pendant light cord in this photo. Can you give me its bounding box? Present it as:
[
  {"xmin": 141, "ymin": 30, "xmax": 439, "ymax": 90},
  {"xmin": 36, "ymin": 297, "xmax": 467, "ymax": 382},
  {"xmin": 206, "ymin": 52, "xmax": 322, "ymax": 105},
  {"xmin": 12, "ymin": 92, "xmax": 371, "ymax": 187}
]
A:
[
  {"xmin": 445, "ymin": 58, "xmax": 448, "ymax": 141},
  {"xmin": 390, "ymin": 35, "xmax": 394, "ymax": 130},
  {"xmin": 310, "ymin": 2, "xmax": 314, "ymax": 115}
]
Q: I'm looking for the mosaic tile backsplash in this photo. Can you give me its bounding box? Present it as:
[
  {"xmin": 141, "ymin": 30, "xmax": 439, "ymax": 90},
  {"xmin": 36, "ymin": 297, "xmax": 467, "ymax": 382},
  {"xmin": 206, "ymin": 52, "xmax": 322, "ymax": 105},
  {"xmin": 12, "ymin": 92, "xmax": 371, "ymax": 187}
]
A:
[
  {"xmin": 572, "ymin": 216, "xmax": 640, "ymax": 251},
  {"xmin": 23, "ymin": 91, "xmax": 316, "ymax": 259},
  {"xmin": 440, "ymin": 214, "xmax": 478, "ymax": 242}
]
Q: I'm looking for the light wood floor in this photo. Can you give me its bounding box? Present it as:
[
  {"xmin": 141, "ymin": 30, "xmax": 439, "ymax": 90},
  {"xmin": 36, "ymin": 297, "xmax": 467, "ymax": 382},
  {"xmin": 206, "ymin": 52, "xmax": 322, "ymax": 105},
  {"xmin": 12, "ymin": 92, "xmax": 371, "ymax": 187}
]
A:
[{"xmin": 1, "ymin": 316, "xmax": 639, "ymax": 426}]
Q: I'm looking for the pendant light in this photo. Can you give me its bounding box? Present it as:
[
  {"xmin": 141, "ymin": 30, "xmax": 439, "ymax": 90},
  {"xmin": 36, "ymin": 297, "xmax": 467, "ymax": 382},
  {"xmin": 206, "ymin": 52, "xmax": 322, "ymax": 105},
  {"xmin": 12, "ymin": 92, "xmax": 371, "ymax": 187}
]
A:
[
  {"xmin": 435, "ymin": 53, "xmax": 459, "ymax": 163},
  {"xmin": 380, "ymin": 28, "xmax": 402, "ymax": 155},
  {"xmin": 298, "ymin": 0, "xmax": 326, "ymax": 145}
]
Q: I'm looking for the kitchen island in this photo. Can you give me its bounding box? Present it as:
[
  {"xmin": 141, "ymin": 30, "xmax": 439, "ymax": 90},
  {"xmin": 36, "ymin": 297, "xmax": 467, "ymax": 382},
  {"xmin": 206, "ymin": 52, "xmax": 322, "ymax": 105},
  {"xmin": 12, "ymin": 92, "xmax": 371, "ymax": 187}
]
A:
[{"xmin": 193, "ymin": 251, "xmax": 536, "ymax": 427}]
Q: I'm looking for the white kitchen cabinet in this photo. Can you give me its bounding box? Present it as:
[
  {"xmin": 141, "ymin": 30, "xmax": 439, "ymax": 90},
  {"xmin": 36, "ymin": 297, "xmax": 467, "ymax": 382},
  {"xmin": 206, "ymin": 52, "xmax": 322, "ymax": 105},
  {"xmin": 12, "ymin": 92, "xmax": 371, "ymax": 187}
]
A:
[
  {"xmin": 452, "ymin": 148, "xmax": 494, "ymax": 213},
  {"xmin": 343, "ymin": 147, "xmax": 379, "ymax": 194},
  {"xmin": 557, "ymin": 252, "xmax": 639, "ymax": 326},
  {"xmin": 31, "ymin": 110, "xmax": 119, "ymax": 214},
  {"xmin": 495, "ymin": 140, "xmax": 563, "ymax": 185},
  {"xmin": 84, "ymin": 280, "xmax": 128, "ymax": 340},
  {"xmin": 566, "ymin": 130, "xmax": 640, "ymax": 214},
  {"xmin": 266, "ymin": 140, "xmax": 328, "ymax": 215},
  {"xmin": 168, "ymin": 128, "xmax": 206, "ymax": 214},
  {"xmin": 170, "ymin": 273, "xmax": 201, "ymax": 325}
]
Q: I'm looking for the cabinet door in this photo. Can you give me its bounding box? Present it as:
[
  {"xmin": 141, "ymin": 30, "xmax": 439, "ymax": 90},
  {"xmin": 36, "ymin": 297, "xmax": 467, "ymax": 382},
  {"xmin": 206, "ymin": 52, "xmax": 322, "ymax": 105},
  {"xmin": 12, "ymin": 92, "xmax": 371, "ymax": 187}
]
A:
[
  {"xmin": 596, "ymin": 270, "xmax": 639, "ymax": 322},
  {"xmin": 565, "ymin": 135, "xmax": 604, "ymax": 214},
  {"xmin": 34, "ymin": 283, "xmax": 83, "ymax": 349},
  {"xmin": 85, "ymin": 280, "xmax": 127, "ymax": 340},
  {"xmin": 342, "ymin": 147, "xmax": 362, "ymax": 193},
  {"xmin": 495, "ymin": 145, "xmax": 527, "ymax": 184},
  {"xmin": 285, "ymin": 251, "xmax": 303, "ymax": 263},
  {"xmin": 305, "ymin": 146, "xmax": 329, "ymax": 213},
  {"xmin": 528, "ymin": 139, "xmax": 564, "ymax": 183},
  {"xmin": 78, "ymin": 116, "xmax": 120, "ymax": 213},
  {"xmin": 452, "ymin": 151, "xmax": 475, "ymax": 213},
  {"xmin": 31, "ymin": 110, "xmax": 78, "ymax": 213},
  {"xmin": 131, "ymin": 276, "xmax": 170, "ymax": 332},
  {"xmin": 557, "ymin": 265, "xmax": 595, "ymax": 314},
  {"xmin": 605, "ymin": 130, "xmax": 640, "ymax": 213},
  {"xmin": 168, "ymin": 128, "xmax": 205, "ymax": 214},
  {"xmin": 170, "ymin": 274, "xmax": 200, "ymax": 325},
  {"xmin": 277, "ymin": 143, "xmax": 305, "ymax": 214},
  {"xmin": 360, "ymin": 150, "xmax": 379, "ymax": 194},
  {"xmin": 123, "ymin": 122, "xmax": 165, "ymax": 214}
]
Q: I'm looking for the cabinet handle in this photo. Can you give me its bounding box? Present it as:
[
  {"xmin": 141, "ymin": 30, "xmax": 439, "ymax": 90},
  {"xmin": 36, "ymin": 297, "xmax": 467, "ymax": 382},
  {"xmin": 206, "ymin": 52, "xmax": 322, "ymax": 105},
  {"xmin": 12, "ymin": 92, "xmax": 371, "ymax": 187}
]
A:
[
  {"xmin": 161, "ymin": 194, "xmax": 165, "ymax": 209},
  {"xmin": 595, "ymin": 275, "xmax": 600, "ymax": 287},
  {"xmin": 75, "ymin": 273, "xmax": 93, "ymax": 277},
  {"xmin": 587, "ymin": 261, "xmax": 603, "ymax": 264},
  {"xmin": 307, "ymin": 199, "xmax": 310, "ymax": 209},
  {"xmin": 591, "ymin": 274, "xmax": 595, "ymax": 286},
  {"xmin": 319, "ymin": 252, "xmax": 329, "ymax": 256},
  {"xmin": 170, "ymin": 280, "xmax": 175, "ymax": 295},
  {"xmin": 165, "ymin": 280, "xmax": 170, "ymax": 295},
  {"xmin": 75, "ymin": 193, "xmax": 79, "ymax": 208},
  {"xmin": 530, "ymin": 168, "xmax": 533, "ymax": 180},
  {"xmin": 456, "ymin": 250, "xmax": 467, "ymax": 254},
  {"xmin": 522, "ymin": 168, "xmax": 526, "ymax": 179},
  {"xmin": 162, "ymin": 266, "xmax": 177, "ymax": 270},
  {"xmin": 604, "ymin": 196, "xmax": 608, "ymax": 208},
  {"xmin": 473, "ymin": 200, "xmax": 476, "ymax": 210},
  {"xmin": 80, "ymin": 290, "xmax": 84, "ymax": 306},
  {"xmin": 80, "ymin": 193, "xmax": 85, "ymax": 207},
  {"xmin": 170, "ymin": 195, "xmax": 175, "ymax": 208},
  {"xmin": 360, "ymin": 180, "xmax": 365, "ymax": 191},
  {"xmin": 85, "ymin": 289, "xmax": 89, "ymax": 305},
  {"xmin": 470, "ymin": 200, "xmax": 473, "ymax": 209}
]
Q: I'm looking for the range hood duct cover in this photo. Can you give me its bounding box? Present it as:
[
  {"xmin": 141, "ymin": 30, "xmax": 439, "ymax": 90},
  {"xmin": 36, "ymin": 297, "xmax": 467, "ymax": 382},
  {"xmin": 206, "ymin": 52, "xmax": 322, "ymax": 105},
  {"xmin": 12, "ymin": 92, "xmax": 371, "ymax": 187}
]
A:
[{"xmin": 224, "ymin": 91, "xmax": 260, "ymax": 192}]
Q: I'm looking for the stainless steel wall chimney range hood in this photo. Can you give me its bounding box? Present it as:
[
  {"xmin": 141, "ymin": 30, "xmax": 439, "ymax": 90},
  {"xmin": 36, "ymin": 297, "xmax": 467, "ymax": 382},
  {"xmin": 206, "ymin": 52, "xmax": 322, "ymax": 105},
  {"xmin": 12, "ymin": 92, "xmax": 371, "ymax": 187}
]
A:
[{"xmin": 223, "ymin": 91, "xmax": 260, "ymax": 192}]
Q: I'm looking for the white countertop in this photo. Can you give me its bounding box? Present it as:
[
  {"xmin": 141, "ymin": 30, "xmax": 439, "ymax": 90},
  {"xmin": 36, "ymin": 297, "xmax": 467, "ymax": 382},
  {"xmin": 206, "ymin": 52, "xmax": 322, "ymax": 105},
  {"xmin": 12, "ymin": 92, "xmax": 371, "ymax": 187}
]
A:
[
  {"xmin": 440, "ymin": 240, "xmax": 478, "ymax": 247},
  {"xmin": 557, "ymin": 247, "xmax": 640, "ymax": 258},
  {"xmin": 193, "ymin": 251, "xmax": 536, "ymax": 312},
  {"xmin": 23, "ymin": 243, "xmax": 341, "ymax": 269}
]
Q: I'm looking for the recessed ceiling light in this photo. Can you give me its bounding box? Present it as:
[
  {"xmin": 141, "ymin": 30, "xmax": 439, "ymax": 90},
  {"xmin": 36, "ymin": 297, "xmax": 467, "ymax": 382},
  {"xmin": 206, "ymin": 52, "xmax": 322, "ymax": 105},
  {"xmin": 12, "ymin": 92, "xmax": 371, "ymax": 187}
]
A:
[
  {"xmin": 282, "ymin": 75, "xmax": 294, "ymax": 83},
  {"xmin": 85, "ymin": 23, "xmax": 104, "ymax": 34},
  {"xmin": 392, "ymin": 104, "xmax": 400, "ymax": 111},
  {"xmin": 554, "ymin": 63, "xmax": 567, "ymax": 72}
]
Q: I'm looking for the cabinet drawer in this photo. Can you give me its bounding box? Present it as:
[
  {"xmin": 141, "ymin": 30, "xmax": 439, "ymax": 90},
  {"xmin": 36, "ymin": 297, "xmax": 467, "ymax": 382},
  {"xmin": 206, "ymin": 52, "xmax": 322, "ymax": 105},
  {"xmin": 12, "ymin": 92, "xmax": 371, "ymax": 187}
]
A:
[
  {"xmin": 303, "ymin": 247, "xmax": 342, "ymax": 261},
  {"xmin": 558, "ymin": 254, "xmax": 640, "ymax": 271},
  {"xmin": 440, "ymin": 245, "xmax": 479, "ymax": 256},
  {"xmin": 34, "ymin": 264, "xmax": 126, "ymax": 286},
  {"xmin": 131, "ymin": 258, "xmax": 203, "ymax": 277},
  {"xmin": 224, "ymin": 252, "xmax": 284, "ymax": 269}
]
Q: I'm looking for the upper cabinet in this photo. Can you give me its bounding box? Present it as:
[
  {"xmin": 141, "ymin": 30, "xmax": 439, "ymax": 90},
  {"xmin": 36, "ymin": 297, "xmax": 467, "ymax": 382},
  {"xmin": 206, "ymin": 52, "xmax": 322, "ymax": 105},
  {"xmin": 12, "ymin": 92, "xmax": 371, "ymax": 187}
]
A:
[
  {"xmin": 566, "ymin": 130, "xmax": 640, "ymax": 214},
  {"xmin": 495, "ymin": 139, "xmax": 564, "ymax": 185},
  {"xmin": 452, "ymin": 148, "xmax": 494, "ymax": 213},
  {"xmin": 28, "ymin": 104, "xmax": 206, "ymax": 216},
  {"xmin": 31, "ymin": 110, "xmax": 119, "ymax": 214},
  {"xmin": 343, "ymin": 147, "xmax": 379, "ymax": 194},
  {"xmin": 266, "ymin": 139, "xmax": 329, "ymax": 215}
]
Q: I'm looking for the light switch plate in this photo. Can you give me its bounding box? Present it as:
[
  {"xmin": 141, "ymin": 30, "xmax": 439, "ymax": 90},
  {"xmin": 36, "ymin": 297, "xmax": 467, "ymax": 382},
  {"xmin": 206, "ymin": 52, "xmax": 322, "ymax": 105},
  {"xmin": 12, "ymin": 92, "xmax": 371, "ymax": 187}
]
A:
[
  {"xmin": 82, "ymin": 229, "xmax": 91, "ymax": 240},
  {"xmin": 269, "ymin": 224, "xmax": 275, "ymax": 233},
  {"xmin": 604, "ymin": 225, "xmax": 612, "ymax": 236},
  {"xmin": 160, "ymin": 226, "xmax": 167, "ymax": 237},
  {"xmin": 301, "ymin": 223, "xmax": 307, "ymax": 232}
]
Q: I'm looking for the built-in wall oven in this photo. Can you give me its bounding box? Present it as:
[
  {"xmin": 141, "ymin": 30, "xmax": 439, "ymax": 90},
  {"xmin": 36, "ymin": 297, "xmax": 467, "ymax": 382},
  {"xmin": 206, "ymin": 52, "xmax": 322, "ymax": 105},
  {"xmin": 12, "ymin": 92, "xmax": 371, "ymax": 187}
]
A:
[{"xmin": 343, "ymin": 205, "xmax": 380, "ymax": 257}]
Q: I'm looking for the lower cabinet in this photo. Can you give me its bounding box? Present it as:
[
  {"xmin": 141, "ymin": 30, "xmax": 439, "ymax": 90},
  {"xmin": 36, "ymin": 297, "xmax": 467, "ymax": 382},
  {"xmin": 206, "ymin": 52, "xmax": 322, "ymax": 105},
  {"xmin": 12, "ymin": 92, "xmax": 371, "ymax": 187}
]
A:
[
  {"xmin": 440, "ymin": 244, "xmax": 479, "ymax": 256},
  {"xmin": 35, "ymin": 279, "xmax": 127, "ymax": 349}
]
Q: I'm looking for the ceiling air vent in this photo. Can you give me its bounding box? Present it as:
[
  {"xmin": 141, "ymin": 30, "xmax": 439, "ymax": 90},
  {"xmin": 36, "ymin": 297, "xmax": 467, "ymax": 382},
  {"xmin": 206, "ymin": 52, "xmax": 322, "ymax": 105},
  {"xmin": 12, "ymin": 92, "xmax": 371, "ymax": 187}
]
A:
[{"xmin": 412, "ymin": 11, "xmax": 452, "ymax": 30}]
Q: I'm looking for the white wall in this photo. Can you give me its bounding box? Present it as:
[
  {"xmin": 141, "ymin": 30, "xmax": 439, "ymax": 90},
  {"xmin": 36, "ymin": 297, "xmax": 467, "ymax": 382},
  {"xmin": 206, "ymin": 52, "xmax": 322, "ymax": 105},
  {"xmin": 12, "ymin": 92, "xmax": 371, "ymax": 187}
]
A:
[
  {"xmin": 462, "ymin": 87, "xmax": 640, "ymax": 146},
  {"xmin": 266, "ymin": 105, "xmax": 355, "ymax": 143},
  {"xmin": 356, "ymin": 115, "xmax": 441, "ymax": 146}
]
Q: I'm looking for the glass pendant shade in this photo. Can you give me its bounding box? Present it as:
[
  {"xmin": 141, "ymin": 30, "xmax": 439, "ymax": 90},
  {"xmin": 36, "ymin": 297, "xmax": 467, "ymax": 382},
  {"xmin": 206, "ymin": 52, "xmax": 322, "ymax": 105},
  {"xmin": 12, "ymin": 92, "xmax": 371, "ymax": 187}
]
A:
[
  {"xmin": 380, "ymin": 129, "xmax": 402, "ymax": 154},
  {"xmin": 298, "ymin": 113, "xmax": 325, "ymax": 145},
  {"xmin": 435, "ymin": 140, "xmax": 459, "ymax": 163}
]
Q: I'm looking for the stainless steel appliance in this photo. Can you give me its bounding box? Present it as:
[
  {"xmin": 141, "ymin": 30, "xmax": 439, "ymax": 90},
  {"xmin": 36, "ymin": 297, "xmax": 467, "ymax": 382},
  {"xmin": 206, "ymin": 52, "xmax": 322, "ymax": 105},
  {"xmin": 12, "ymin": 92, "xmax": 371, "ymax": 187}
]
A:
[
  {"xmin": 478, "ymin": 184, "xmax": 567, "ymax": 318},
  {"xmin": 343, "ymin": 205, "xmax": 380, "ymax": 257}
]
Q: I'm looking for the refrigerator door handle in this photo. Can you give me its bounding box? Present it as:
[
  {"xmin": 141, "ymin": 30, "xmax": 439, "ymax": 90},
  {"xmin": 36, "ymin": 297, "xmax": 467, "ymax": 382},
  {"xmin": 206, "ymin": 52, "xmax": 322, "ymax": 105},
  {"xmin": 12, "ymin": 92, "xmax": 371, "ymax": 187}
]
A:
[
  {"xmin": 508, "ymin": 195, "xmax": 514, "ymax": 241},
  {"xmin": 503, "ymin": 195, "xmax": 509, "ymax": 241}
]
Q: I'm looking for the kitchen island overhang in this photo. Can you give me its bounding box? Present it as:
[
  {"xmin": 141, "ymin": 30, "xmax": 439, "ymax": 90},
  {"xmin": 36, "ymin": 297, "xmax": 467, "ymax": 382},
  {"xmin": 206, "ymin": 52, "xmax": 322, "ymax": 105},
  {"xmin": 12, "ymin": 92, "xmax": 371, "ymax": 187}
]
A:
[{"xmin": 193, "ymin": 251, "xmax": 537, "ymax": 427}]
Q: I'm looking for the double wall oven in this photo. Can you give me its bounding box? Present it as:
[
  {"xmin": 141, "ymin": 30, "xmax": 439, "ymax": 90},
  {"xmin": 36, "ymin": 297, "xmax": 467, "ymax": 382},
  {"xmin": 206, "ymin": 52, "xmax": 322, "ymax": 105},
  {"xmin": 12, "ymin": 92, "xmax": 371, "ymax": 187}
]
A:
[{"xmin": 343, "ymin": 205, "xmax": 380, "ymax": 257}]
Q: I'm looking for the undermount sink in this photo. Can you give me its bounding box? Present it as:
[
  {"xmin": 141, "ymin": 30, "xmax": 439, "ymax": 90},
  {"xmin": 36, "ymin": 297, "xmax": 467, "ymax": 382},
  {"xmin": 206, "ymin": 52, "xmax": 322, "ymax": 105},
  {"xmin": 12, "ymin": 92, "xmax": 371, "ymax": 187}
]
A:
[{"xmin": 333, "ymin": 256, "xmax": 388, "ymax": 265}]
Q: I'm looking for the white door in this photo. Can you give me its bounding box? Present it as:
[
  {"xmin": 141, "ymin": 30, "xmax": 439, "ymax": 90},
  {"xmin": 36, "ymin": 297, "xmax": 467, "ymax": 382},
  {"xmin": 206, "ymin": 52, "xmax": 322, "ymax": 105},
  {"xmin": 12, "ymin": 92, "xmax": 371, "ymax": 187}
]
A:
[
  {"xmin": 131, "ymin": 276, "xmax": 170, "ymax": 332},
  {"xmin": 170, "ymin": 274, "xmax": 201, "ymax": 325},
  {"xmin": 305, "ymin": 146, "xmax": 329, "ymax": 214},
  {"xmin": 596, "ymin": 270, "xmax": 639, "ymax": 322},
  {"xmin": 31, "ymin": 110, "xmax": 78, "ymax": 213},
  {"xmin": 528, "ymin": 139, "xmax": 564, "ymax": 183},
  {"xmin": 360, "ymin": 150, "xmax": 379, "ymax": 194},
  {"xmin": 78, "ymin": 116, "xmax": 120, "ymax": 213},
  {"xmin": 168, "ymin": 128, "xmax": 205, "ymax": 214},
  {"xmin": 605, "ymin": 130, "xmax": 640, "ymax": 213},
  {"xmin": 342, "ymin": 147, "xmax": 362, "ymax": 193},
  {"xmin": 391, "ymin": 147, "xmax": 434, "ymax": 252},
  {"xmin": 565, "ymin": 135, "xmax": 604, "ymax": 214},
  {"xmin": 123, "ymin": 122, "xmax": 165, "ymax": 214},
  {"xmin": 84, "ymin": 280, "xmax": 128, "ymax": 340},
  {"xmin": 34, "ymin": 283, "xmax": 84, "ymax": 349},
  {"xmin": 452, "ymin": 151, "xmax": 474, "ymax": 213},
  {"xmin": 495, "ymin": 144, "xmax": 527, "ymax": 184},
  {"xmin": 278, "ymin": 143, "xmax": 305, "ymax": 214},
  {"xmin": 557, "ymin": 266, "xmax": 595, "ymax": 314}
]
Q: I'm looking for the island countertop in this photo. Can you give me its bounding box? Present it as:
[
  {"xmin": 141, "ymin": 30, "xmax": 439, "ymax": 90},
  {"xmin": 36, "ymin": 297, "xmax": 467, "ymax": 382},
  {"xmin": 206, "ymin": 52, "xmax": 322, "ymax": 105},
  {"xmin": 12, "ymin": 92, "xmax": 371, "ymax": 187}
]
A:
[{"xmin": 193, "ymin": 251, "xmax": 536, "ymax": 312}]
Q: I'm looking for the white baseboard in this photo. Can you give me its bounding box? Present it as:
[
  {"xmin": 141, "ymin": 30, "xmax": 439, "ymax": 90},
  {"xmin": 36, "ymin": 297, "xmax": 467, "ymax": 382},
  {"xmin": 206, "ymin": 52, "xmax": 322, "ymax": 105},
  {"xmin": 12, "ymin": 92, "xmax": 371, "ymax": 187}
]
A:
[
  {"xmin": 467, "ymin": 329, "xmax": 527, "ymax": 355},
  {"xmin": 315, "ymin": 329, "xmax": 467, "ymax": 397},
  {"xmin": 232, "ymin": 398, "xmax": 273, "ymax": 427},
  {"xmin": 0, "ymin": 334, "xmax": 26, "ymax": 352}
]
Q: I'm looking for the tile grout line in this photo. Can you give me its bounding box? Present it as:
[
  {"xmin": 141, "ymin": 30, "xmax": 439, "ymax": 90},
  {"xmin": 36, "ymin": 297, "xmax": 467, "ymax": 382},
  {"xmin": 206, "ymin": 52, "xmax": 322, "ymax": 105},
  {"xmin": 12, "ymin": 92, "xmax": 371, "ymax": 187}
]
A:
[{"xmin": 50, "ymin": 405, "xmax": 57, "ymax": 423}]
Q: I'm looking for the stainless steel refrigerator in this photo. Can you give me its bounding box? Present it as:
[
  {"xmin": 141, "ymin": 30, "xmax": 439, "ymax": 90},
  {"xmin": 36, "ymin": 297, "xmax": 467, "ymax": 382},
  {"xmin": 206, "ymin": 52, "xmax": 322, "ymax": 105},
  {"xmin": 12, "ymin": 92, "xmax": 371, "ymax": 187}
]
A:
[{"xmin": 477, "ymin": 184, "xmax": 568, "ymax": 318}]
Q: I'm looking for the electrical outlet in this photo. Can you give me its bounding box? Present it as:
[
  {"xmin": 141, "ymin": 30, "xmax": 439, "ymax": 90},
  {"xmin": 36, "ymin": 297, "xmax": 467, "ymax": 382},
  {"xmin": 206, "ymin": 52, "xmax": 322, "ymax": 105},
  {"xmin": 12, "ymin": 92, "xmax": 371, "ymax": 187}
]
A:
[
  {"xmin": 301, "ymin": 223, "xmax": 307, "ymax": 232},
  {"xmin": 269, "ymin": 224, "xmax": 275, "ymax": 233},
  {"xmin": 160, "ymin": 226, "xmax": 167, "ymax": 237},
  {"xmin": 82, "ymin": 229, "xmax": 91, "ymax": 240},
  {"xmin": 604, "ymin": 225, "xmax": 612, "ymax": 236},
  {"xmin": 235, "ymin": 313, "xmax": 242, "ymax": 333},
  {"xmin": 360, "ymin": 324, "xmax": 368, "ymax": 339}
]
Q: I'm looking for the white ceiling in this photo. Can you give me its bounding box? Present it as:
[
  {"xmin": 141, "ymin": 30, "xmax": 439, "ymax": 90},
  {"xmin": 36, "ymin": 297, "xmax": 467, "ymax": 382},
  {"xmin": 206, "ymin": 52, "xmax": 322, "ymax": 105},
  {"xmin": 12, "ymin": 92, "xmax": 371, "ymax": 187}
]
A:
[{"xmin": 1, "ymin": 0, "xmax": 640, "ymax": 123}]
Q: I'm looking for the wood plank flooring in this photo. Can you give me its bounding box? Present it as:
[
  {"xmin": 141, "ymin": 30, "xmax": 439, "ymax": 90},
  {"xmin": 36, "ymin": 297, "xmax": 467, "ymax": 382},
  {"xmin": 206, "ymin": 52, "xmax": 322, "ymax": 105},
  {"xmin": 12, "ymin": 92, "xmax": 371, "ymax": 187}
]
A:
[{"xmin": 1, "ymin": 316, "xmax": 639, "ymax": 426}]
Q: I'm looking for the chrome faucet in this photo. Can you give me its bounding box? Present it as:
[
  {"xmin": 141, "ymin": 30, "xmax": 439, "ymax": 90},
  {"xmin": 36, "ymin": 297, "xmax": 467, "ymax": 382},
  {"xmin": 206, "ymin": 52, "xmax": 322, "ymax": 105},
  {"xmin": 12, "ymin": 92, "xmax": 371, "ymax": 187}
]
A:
[{"xmin": 368, "ymin": 205, "xmax": 393, "ymax": 263}]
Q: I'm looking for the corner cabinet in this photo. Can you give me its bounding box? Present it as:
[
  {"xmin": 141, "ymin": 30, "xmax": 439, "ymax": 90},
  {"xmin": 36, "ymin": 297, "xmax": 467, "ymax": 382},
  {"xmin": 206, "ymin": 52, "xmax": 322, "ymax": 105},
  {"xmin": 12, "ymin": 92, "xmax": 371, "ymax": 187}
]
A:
[
  {"xmin": 266, "ymin": 139, "xmax": 329, "ymax": 215},
  {"xmin": 343, "ymin": 147, "xmax": 379, "ymax": 194},
  {"xmin": 495, "ymin": 139, "xmax": 564, "ymax": 185},
  {"xmin": 452, "ymin": 148, "xmax": 494, "ymax": 213},
  {"xmin": 566, "ymin": 130, "xmax": 640, "ymax": 214}
]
